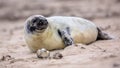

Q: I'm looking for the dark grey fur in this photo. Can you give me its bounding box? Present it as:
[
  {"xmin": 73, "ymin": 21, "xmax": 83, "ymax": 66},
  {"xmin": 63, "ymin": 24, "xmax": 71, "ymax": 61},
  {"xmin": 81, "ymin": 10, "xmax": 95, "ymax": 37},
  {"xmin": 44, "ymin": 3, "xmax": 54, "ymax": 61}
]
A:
[
  {"xmin": 58, "ymin": 27, "xmax": 74, "ymax": 46},
  {"xmin": 26, "ymin": 16, "xmax": 48, "ymax": 34}
]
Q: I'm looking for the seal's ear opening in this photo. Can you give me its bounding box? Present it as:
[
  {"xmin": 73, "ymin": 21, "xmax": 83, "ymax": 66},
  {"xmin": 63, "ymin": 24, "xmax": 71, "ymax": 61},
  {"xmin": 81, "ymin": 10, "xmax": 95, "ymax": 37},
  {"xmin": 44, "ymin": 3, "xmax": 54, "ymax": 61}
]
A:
[{"xmin": 97, "ymin": 27, "xmax": 112, "ymax": 40}]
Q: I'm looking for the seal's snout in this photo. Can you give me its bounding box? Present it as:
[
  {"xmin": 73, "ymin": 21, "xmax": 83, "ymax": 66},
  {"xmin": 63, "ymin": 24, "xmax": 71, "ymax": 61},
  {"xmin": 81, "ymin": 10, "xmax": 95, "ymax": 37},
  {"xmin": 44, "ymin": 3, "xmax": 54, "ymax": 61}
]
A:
[
  {"xmin": 32, "ymin": 16, "xmax": 48, "ymax": 30},
  {"xmin": 26, "ymin": 15, "xmax": 48, "ymax": 33}
]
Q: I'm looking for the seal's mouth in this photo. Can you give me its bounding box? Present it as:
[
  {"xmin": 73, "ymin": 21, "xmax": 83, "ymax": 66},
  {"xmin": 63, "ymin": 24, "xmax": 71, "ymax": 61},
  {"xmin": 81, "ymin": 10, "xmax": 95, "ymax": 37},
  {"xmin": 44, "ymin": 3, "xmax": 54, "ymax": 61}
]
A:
[
  {"xmin": 32, "ymin": 16, "xmax": 48, "ymax": 31},
  {"xmin": 35, "ymin": 23, "xmax": 48, "ymax": 30},
  {"xmin": 29, "ymin": 23, "xmax": 48, "ymax": 33}
]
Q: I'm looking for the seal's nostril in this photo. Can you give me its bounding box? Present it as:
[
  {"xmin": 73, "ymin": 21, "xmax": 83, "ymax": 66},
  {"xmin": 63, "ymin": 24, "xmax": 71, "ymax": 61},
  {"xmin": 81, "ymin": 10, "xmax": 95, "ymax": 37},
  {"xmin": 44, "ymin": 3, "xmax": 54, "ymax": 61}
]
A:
[
  {"xmin": 40, "ymin": 22, "xmax": 44, "ymax": 25},
  {"xmin": 36, "ymin": 22, "xmax": 44, "ymax": 27},
  {"xmin": 37, "ymin": 23, "xmax": 41, "ymax": 26}
]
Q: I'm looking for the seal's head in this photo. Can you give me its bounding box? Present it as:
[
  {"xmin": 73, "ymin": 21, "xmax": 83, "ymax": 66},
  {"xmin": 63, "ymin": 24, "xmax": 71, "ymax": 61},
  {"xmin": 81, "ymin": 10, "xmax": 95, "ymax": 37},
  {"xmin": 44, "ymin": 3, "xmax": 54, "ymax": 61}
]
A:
[{"xmin": 25, "ymin": 15, "xmax": 48, "ymax": 33}]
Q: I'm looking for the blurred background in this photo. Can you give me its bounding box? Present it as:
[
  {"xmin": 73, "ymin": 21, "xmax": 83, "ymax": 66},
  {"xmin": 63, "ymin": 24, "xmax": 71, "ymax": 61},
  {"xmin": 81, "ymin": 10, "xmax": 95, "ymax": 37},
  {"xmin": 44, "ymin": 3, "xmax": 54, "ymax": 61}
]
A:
[
  {"xmin": 0, "ymin": 0, "xmax": 120, "ymax": 68},
  {"xmin": 0, "ymin": 0, "xmax": 120, "ymax": 21}
]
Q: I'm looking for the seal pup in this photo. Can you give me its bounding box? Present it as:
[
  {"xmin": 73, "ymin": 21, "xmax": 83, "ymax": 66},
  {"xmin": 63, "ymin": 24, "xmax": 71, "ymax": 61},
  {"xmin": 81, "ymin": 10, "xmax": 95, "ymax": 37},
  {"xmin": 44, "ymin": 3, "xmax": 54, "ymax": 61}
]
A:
[{"xmin": 24, "ymin": 15, "xmax": 111, "ymax": 52}]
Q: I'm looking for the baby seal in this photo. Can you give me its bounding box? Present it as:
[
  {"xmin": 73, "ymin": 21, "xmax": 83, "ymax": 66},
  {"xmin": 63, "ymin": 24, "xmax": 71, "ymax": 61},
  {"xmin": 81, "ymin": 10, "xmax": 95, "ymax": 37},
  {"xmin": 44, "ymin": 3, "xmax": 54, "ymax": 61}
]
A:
[{"xmin": 24, "ymin": 15, "xmax": 111, "ymax": 52}]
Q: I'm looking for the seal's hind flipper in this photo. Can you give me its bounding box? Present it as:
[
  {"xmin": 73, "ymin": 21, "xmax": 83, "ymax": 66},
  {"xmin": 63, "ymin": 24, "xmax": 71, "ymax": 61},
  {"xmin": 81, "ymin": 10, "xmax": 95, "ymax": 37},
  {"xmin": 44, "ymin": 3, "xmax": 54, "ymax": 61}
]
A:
[{"xmin": 97, "ymin": 27, "xmax": 112, "ymax": 40}]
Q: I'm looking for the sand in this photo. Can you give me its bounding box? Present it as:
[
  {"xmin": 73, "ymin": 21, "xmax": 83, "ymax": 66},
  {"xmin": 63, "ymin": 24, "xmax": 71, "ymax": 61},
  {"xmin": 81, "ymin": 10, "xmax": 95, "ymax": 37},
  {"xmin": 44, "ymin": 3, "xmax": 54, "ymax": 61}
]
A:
[{"xmin": 0, "ymin": 0, "xmax": 120, "ymax": 68}]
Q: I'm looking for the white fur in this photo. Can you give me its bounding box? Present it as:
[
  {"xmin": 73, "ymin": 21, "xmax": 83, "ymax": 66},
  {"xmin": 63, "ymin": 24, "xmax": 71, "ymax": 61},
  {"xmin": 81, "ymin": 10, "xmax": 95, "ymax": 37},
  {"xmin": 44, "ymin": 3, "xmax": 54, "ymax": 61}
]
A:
[{"xmin": 24, "ymin": 16, "xmax": 98, "ymax": 52}]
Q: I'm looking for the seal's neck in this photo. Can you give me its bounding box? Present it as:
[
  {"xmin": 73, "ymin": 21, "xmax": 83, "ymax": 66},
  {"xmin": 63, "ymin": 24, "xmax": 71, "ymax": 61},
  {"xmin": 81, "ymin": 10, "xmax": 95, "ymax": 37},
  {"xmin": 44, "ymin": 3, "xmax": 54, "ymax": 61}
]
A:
[{"xmin": 31, "ymin": 25, "xmax": 52, "ymax": 40}]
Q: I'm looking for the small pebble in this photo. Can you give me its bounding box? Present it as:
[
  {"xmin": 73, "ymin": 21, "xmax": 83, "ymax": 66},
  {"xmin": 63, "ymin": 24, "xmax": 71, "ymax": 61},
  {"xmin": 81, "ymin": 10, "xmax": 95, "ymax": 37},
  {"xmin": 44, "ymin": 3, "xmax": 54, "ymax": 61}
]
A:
[
  {"xmin": 53, "ymin": 52, "xmax": 63, "ymax": 59},
  {"xmin": 81, "ymin": 47, "xmax": 85, "ymax": 49},
  {"xmin": 0, "ymin": 55, "xmax": 13, "ymax": 61}
]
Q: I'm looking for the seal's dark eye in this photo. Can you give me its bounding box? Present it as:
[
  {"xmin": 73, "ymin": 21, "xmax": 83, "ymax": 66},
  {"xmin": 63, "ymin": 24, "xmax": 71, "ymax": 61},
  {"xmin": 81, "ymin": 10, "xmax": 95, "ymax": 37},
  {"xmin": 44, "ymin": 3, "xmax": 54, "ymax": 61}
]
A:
[
  {"xmin": 32, "ymin": 19, "xmax": 37, "ymax": 23},
  {"xmin": 32, "ymin": 17, "xmax": 39, "ymax": 23}
]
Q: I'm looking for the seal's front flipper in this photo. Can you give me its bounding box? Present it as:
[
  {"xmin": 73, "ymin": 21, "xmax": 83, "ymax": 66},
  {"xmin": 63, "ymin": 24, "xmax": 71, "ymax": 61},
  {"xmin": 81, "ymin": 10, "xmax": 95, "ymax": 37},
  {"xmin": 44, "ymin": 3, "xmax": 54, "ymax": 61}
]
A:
[
  {"xmin": 58, "ymin": 28, "xmax": 74, "ymax": 46},
  {"xmin": 97, "ymin": 27, "xmax": 112, "ymax": 40}
]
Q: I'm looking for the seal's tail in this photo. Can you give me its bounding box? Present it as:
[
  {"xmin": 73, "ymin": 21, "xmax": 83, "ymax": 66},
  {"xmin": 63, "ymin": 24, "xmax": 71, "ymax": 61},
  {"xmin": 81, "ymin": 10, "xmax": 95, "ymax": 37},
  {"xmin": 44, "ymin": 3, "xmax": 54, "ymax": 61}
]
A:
[{"xmin": 97, "ymin": 27, "xmax": 112, "ymax": 40}]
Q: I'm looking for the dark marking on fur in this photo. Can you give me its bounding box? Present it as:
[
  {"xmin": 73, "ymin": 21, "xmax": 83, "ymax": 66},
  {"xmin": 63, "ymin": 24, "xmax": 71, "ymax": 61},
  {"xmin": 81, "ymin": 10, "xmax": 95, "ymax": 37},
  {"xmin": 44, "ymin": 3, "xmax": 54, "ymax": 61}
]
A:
[
  {"xmin": 26, "ymin": 16, "xmax": 48, "ymax": 34},
  {"xmin": 63, "ymin": 37, "xmax": 73, "ymax": 46},
  {"xmin": 26, "ymin": 21, "xmax": 36, "ymax": 33},
  {"xmin": 66, "ymin": 27, "xmax": 71, "ymax": 35},
  {"xmin": 58, "ymin": 29, "xmax": 62, "ymax": 37},
  {"xmin": 58, "ymin": 28, "xmax": 74, "ymax": 46}
]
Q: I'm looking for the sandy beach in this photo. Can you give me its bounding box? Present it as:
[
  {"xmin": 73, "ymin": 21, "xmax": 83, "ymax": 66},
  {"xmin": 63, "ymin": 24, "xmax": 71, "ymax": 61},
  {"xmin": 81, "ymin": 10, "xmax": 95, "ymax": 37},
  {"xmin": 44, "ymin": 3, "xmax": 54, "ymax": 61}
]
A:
[{"xmin": 0, "ymin": 0, "xmax": 120, "ymax": 68}]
